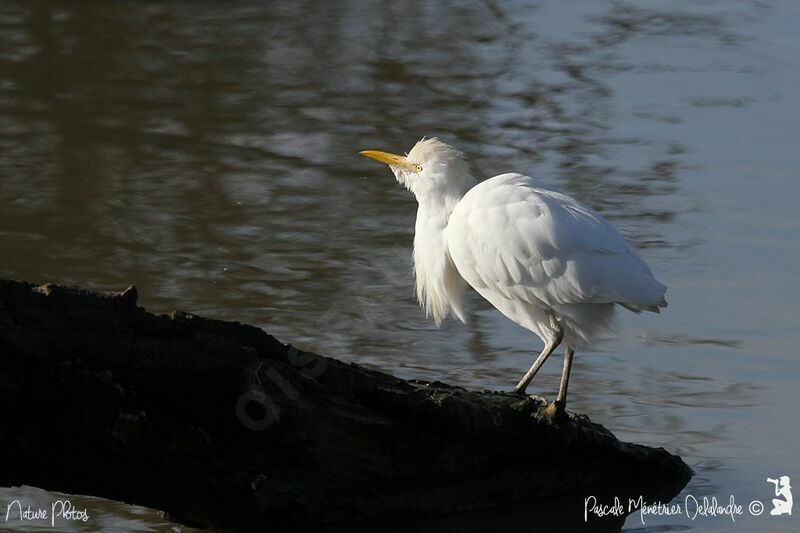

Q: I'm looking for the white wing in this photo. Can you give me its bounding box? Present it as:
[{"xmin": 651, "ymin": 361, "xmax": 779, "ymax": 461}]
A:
[{"xmin": 446, "ymin": 173, "xmax": 667, "ymax": 319}]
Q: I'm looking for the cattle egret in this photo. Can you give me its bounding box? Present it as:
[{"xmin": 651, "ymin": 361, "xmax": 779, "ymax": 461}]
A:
[{"xmin": 360, "ymin": 138, "xmax": 667, "ymax": 412}]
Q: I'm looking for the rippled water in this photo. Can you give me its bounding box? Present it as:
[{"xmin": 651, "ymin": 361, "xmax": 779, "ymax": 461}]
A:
[{"xmin": 1, "ymin": 0, "xmax": 799, "ymax": 530}]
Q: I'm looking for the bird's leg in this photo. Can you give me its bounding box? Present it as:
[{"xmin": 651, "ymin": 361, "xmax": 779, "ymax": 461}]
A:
[
  {"xmin": 554, "ymin": 345, "xmax": 575, "ymax": 412},
  {"xmin": 512, "ymin": 323, "xmax": 563, "ymax": 395}
]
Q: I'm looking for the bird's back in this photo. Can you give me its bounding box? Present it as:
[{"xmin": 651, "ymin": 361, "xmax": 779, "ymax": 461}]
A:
[{"xmin": 445, "ymin": 173, "xmax": 667, "ymax": 344}]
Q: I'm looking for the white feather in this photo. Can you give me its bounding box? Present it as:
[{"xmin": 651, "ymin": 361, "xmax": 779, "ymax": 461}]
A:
[
  {"xmin": 368, "ymin": 137, "xmax": 667, "ymax": 348},
  {"xmin": 446, "ymin": 172, "xmax": 666, "ymax": 345}
]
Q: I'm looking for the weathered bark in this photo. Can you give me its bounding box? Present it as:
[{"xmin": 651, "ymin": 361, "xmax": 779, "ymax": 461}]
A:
[{"xmin": 0, "ymin": 280, "xmax": 690, "ymax": 528}]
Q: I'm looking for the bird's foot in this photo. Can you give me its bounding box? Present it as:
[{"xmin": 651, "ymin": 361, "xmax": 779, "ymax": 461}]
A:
[
  {"xmin": 511, "ymin": 386, "xmax": 545, "ymax": 401},
  {"xmin": 542, "ymin": 400, "xmax": 569, "ymax": 424},
  {"xmin": 511, "ymin": 385, "xmax": 527, "ymax": 396}
]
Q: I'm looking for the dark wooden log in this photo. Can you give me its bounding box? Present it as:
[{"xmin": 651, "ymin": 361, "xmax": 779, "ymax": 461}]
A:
[{"xmin": 0, "ymin": 279, "xmax": 690, "ymax": 529}]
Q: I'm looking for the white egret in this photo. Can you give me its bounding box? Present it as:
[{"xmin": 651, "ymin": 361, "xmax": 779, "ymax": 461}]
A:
[{"xmin": 360, "ymin": 138, "xmax": 667, "ymax": 412}]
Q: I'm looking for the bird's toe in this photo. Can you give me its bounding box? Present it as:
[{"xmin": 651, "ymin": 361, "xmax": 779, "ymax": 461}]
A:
[{"xmin": 543, "ymin": 400, "xmax": 569, "ymax": 423}]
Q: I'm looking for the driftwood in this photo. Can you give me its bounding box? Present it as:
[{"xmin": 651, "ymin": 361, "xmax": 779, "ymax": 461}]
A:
[{"xmin": 0, "ymin": 279, "xmax": 690, "ymax": 529}]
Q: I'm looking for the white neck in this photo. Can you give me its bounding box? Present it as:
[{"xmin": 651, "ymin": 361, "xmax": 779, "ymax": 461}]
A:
[{"xmin": 411, "ymin": 178, "xmax": 475, "ymax": 325}]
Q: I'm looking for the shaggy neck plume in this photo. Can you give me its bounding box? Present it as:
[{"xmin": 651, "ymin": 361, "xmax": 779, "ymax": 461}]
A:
[{"xmin": 411, "ymin": 166, "xmax": 475, "ymax": 326}]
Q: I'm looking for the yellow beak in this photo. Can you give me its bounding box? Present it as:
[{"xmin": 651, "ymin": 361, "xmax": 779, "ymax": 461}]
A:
[{"xmin": 359, "ymin": 150, "xmax": 416, "ymax": 171}]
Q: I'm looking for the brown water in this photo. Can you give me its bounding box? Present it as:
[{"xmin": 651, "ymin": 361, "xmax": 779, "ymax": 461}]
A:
[{"xmin": 1, "ymin": 0, "xmax": 799, "ymax": 531}]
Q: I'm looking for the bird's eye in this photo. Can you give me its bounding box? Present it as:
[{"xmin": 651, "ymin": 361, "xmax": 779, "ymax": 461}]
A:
[{"xmin": 413, "ymin": 164, "xmax": 423, "ymax": 172}]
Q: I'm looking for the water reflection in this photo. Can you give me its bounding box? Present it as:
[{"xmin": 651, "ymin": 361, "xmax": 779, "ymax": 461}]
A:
[
  {"xmin": 1, "ymin": 0, "xmax": 797, "ymax": 531},
  {"xmin": 0, "ymin": 0, "xmax": 690, "ymax": 319}
]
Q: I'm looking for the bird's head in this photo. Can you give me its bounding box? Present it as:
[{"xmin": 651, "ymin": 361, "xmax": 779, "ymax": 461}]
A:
[{"xmin": 360, "ymin": 137, "xmax": 475, "ymax": 203}]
